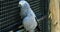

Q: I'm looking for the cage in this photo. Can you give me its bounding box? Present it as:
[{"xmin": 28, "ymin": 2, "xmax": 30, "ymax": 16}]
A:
[{"xmin": 0, "ymin": 0, "xmax": 50, "ymax": 32}]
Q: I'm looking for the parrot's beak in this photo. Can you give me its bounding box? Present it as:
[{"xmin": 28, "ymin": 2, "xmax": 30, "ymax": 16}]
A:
[
  {"xmin": 18, "ymin": 2, "xmax": 23, "ymax": 7},
  {"xmin": 19, "ymin": 2, "xmax": 22, "ymax": 6},
  {"xmin": 19, "ymin": 2, "xmax": 24, "ymax": 6}
]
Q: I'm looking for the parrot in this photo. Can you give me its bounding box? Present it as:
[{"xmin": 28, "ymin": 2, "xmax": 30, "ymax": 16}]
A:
[{"xmin": 19, "ymin": 0, "xmax": 37, "ymax": 32}]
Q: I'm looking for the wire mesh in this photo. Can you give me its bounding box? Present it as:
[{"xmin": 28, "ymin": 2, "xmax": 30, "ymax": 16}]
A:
[
  {"xmin": 0, "ymin": 0, "xmax": 21, "ymax": 32},
  {"xmin": 0, "ymin": 0, "xmax": 50, "ymax": 32}
]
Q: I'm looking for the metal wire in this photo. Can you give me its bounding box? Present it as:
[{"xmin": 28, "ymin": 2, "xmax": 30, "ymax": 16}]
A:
[{"xmin": 0, "ymin": 0, "xmax": 21, "ymax": 32}]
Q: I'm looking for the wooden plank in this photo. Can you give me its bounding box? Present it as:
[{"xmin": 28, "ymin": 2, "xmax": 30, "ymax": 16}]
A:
[{"xmin": 49, "ymin": 0, "xmax": 60, "ymax": 32}]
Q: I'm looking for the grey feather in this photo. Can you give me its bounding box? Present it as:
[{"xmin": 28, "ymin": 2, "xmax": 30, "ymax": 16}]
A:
[{"xmin": 19, "ymin": 0, "xmax": 37, "ymax": 32}]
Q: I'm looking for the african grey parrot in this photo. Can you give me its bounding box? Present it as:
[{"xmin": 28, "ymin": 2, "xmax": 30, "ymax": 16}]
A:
[{"xmin": 19, "ymin": 0, "xmax": 37, "ymax": 32}]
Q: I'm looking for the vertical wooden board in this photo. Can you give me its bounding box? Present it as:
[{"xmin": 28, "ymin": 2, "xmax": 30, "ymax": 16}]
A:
[
  {"xmin": 49, "ymin": 0, "xmax": 60, "ymax": 32},
  {"xmin": 59, "ymin": 0, "xmax": 60, "ymax": 31}
]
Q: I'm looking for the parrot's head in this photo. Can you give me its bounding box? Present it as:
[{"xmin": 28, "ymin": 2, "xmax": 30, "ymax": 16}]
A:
[{"xmin": 19, "ymin": 1, "xmax": 31, "ymax": 9}]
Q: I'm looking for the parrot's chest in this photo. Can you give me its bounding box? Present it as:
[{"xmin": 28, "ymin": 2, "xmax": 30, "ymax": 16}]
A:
[
  {"xmin": 23, "ymin": 16, "xmax": 37, "ymax": 30},
  {"xmin": 23, "ymin": 16, "xmax": 37, "ymax": 25}
]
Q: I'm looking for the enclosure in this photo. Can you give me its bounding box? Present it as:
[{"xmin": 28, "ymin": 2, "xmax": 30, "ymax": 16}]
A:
[{"xmin": 0, "ymin": 0, "xmax": 60, "ymax": 32}]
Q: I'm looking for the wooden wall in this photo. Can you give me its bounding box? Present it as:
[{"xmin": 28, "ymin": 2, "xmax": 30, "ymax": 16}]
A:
[{"xmin": 49, "ymin": 0, "xmax": 60, "ymax": 32}]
